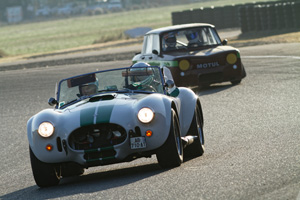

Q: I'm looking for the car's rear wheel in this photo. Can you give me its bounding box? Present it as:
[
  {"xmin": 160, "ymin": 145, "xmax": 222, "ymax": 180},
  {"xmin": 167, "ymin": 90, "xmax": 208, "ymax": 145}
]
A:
[
  {"xmin": 184, "ymin": 104, "xmax": 205, "ymax": 157},
  {"xmin": 156, "ymin": 109, "xmax": 183, "ymax": 168},
  {"xmin": 29, "ymin": 147, "xmax": 61, "ymax": 187}
]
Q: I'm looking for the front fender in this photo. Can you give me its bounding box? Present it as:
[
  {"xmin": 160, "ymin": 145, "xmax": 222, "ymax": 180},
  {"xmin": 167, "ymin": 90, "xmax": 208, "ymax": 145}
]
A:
[
  {"xmin": 106, "ymin": 93, "xmax": 174, "ymax": 160},
  {"xmin": 177, "ymin": 87, "xmax": 198, "ymax": 136},
  {"xmin": 27, "ymin": 109, "xmax": 77, "ymax": 163}
]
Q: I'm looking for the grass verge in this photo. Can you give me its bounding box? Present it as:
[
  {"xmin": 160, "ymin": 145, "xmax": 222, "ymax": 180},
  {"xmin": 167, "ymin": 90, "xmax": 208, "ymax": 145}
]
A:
[
  {"xmin": 230, "ymin": 29, "xmax": 300, "ymax": 47},
  {"xmin": 0, "ymin": 0, "xmax": 282, "ymax": 58}
]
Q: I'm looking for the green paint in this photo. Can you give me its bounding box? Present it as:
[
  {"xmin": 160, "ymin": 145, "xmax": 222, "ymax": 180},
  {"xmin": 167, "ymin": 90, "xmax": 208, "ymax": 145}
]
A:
[
  {"xmin": 80, "ymin": 102, "xmax": 115, "ymax": 126},
  {"xmin": 133, "ymin": 60, "xmax": 179, "ymax": 67},
  {"xmin": 102, "ymin": 156, "xmax": 116, "ymax": 160},
  {"xmin": 86, "ymin": 156, "xmax": 116, "ymax": 163},
  {"xmin": 168, "ymin": 88, "xmax": 180, "ymax": 97},
  {"xmin": 162, "ymin": 60, "xmax": 178, "ymax": 67},
  {"xmin": 95, "ymin": 104, "xmax": 114, "ymax": 124},
  {"xmin": 80, "ymin": 107, "xmax": 96, "ymax": 126},
  {"xmin": 84, "ymin": 146, "xmax": 114, "ymax": 153}
]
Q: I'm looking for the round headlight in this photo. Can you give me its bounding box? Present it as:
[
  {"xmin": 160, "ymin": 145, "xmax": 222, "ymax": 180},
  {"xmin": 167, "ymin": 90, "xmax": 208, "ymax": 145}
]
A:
[
  {"xmin": 226, "ymin": 53, "xmax": 237, "ymax": 64},
  {"xmin": 138, "ymin": 107, "xmax": 154, "ymax": 123},
  {"xmin": 38, "ymin": 122, "xmax": 54, "ymax": 138},
  {"xmin": 179, "ymin": 60, "xmax": 190, "ymax": 71}
]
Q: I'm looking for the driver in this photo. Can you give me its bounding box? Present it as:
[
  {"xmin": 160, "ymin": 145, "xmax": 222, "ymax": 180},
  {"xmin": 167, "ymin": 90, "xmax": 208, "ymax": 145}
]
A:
[
  {"xmin": 163, "ymin": 33, "xmax": 177, "ymax": 51},
  {"xmin": 79, "ymin": 80, "xmax": 98, "ymax": 96},
  {"xmin": 129, "ymin": 62, "xmax": 157, "ymax": 92},
  {"xmin": 185, "ymin": 30, "xmax": 203, "ymax": 47}
]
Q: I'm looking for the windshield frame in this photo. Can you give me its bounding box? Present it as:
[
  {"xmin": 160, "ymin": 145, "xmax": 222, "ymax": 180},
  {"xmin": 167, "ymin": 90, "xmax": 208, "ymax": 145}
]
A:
[
  {"xmin": 55, "ymin": 66, "xmax": 166, "ymax": 109},
  {"xmin": 160, "ymin": 26, "xmax": 222, "ymax": 53}
]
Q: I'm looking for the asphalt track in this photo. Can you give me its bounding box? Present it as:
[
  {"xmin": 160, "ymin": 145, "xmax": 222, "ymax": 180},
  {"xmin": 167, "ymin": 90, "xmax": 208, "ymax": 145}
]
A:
[{"xmin": 0, "ymin": 43, "xmax": 299, "ymax": 200}]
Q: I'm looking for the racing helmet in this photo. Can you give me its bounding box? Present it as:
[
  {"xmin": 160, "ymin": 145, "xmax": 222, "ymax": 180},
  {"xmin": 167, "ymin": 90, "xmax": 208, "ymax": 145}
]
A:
[
  {"xmin": 130, "ymin": 62, "xmax": 154, "ymax": 87},
  {"xmin": 131, "ymin": 62, "xmax": 151, "ymax": 68},
  {"xmin": 164, "ymin": 33, "xmax": 177, "ymax": 48},
  {"xmin": 79, "ymin": 79, "xmax": 99, "ymax": 96},
  {"xmin": 185, "ymin": 30, "xmax": 199, "ymax": 43}
]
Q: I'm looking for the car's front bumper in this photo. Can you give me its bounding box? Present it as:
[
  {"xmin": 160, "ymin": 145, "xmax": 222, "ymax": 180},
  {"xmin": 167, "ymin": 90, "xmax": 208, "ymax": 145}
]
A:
[{"xmin": 169, "ymin": 60, "xmax": 246, "ymax": 86}]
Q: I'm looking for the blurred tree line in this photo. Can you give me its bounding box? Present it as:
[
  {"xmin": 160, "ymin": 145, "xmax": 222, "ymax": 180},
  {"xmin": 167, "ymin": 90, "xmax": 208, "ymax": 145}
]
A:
[
  {"xmin": 0, "ymin": 0, "xmax": 194, "ymax": 22},
  {"xmin": 0, "ymin": 0, "xmax": 193, "ymax": 9}
]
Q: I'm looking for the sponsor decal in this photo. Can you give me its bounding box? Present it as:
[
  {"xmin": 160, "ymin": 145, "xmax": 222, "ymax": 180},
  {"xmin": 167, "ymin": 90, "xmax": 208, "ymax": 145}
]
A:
[{"xmin": 197, "ymin": 62, "xmax": 220, "ymax": 69}]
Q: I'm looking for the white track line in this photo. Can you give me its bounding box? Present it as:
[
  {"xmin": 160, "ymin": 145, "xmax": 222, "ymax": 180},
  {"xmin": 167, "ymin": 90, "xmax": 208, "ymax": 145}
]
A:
[{"xmin": 243, "ymin": 55, "xmax": 300, "ymax": 59}]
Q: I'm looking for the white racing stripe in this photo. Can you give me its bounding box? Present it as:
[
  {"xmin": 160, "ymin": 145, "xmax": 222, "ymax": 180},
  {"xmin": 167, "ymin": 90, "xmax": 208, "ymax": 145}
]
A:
[
  {"xmin": 243, "ymin": 55, "xmax": 300, "ymax": 59},
  {"xmin": 93, "ymin": 101, "xmax": 101, "ymax": 124}
]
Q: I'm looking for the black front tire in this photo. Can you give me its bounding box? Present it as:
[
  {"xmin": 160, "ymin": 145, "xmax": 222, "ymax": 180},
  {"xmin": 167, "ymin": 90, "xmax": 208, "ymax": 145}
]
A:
[
  {"xmin": 184, "ymin": 103, "xmax": 205, "ymax": 158},
  {"xmin": 156, "ymin": 109, "xmax": 183, "ymax": 168},
  {"xmin": 61, "ymin": 163, "xmax": 84, "ymax": 177},
  {"xmin": 29, "ymin": 147, "xmax": 61, "ymax": 187},
  {"xmin": 231, "ymin": 80, "xmax": 241, "ymax": 85}
]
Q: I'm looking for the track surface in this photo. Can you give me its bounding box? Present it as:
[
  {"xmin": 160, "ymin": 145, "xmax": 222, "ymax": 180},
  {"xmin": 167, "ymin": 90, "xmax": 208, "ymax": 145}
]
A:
[{"xmin": 0, "ymin": 43, "xmax": 299, "ymax": 200}]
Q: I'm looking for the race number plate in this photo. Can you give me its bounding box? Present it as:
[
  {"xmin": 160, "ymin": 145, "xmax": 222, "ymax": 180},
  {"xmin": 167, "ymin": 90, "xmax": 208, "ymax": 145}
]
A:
[{"xmin": 130, "ymin": 137, "xmax": 146, "ymax": 149}]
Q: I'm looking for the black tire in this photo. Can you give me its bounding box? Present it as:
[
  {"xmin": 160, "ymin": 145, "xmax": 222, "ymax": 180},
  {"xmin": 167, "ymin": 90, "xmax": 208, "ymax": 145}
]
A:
[
  {"xmin": 156, "ymin": 109, "xmax": 183, "ymax": 168},
  {"xmin": 184, "ymin": 104, "xmax": 205, "ymax": 157},
  {"xmin": 231, "ymin": 80, "xmax": 241, "ymax": 85},
  {"xmin": 29, "ymin": 147, "xmax": 61, "ymax": 187}
]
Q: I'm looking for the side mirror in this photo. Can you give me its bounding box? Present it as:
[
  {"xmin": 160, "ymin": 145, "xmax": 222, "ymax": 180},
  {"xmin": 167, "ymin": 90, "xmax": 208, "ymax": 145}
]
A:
[
  {"xmin": 48, "ymin": 97, "xmax": 58, "ymax": 106},
  {"xmin": 152, "ymin": 49, "xmax": 163, "ymax": 58},
  {"xmin": 165, "ymin": 79, "xmax": 175, "ymax": 89},
  {"xmin": 222, "ymin": 39, "xmax": 228, "ymax": 45},
  {"xmin": 165, "ymin": 80, "xmax": 179, "ymax": 97},
  {"xmin": 152, "ymin": 49, "xmax": 159, "ymax": 55}
]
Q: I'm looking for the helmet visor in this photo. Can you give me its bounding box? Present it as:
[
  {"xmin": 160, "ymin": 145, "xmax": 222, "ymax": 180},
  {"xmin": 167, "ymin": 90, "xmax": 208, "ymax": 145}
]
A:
[{"xmin": 186, "ymin": 32, "xmax": 197, "ymax": 40}]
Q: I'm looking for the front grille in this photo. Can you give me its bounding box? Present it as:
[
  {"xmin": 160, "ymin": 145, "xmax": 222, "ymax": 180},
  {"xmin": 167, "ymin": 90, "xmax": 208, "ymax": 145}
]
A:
[
  {"xmin": 68, "ymin": 123, "xmax": 127, "ymax": 151},
  {"xmin": 199, "ymin": 72, "xmax": 223, "ymax": 82},
  {"xmin": 84, "ymin": 146, "xmax": 116, "ymax": 163}
]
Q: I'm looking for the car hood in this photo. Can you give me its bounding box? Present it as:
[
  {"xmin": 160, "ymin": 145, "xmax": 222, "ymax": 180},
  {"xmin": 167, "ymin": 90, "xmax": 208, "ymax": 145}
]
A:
[{"xmin": 57, "ymin": 93, "xmax": 154, "ymax": 127}]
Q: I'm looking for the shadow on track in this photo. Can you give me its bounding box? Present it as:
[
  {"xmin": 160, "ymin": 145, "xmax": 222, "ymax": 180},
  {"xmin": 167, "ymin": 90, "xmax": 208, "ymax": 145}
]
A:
[
  {"xmin": 191, "ymin": 82, "xmax": 238, "ymax": 96},
  {"xmin": 0, "ymin": 162, "xmax": 166, "ymax": 200}
]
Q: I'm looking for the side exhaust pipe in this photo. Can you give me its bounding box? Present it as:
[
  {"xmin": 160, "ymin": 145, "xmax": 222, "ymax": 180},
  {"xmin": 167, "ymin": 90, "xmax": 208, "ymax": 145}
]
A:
[{"xmin": 181, "ymin": 135, "xmax": 198, "ymax": 148}]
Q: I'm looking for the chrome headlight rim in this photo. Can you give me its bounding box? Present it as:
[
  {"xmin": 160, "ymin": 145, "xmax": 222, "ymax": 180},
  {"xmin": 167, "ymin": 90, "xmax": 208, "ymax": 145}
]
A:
[
  {"xmin": 38, "ymin": 121, "xmax": 55, "ymax": 138},
  {"xmin": 137, "ymin": 107, "xmax": 155, "ymax": 124}
]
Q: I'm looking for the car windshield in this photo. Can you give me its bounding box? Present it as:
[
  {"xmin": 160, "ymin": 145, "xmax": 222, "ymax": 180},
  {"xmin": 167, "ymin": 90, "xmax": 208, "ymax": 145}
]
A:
[
  {"xmin": 57, "ymin": 66, "xmax": 165, "ymax": 108},
  {"xmin": 161, "ymin": 27, "xmax": 221, "ymax": 52}
]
